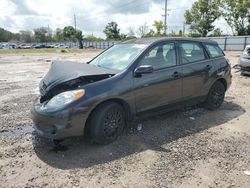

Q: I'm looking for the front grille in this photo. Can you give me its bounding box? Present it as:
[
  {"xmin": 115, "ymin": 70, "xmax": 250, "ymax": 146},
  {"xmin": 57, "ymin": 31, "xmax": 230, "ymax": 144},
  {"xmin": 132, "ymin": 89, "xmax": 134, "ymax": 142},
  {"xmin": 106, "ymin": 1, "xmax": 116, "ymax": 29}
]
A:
[
  {"xmin": 40, "ymin": 82, "xmax": 47, "ymax": 96},
  {"xmin": 40, "ymin": 92, "xmax": 53, "ymax": 103}
]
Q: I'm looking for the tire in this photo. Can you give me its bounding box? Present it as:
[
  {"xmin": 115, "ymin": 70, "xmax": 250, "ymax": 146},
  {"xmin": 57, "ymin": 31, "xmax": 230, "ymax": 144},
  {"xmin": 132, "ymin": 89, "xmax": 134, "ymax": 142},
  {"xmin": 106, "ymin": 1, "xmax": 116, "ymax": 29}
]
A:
[
  {"xmin": 204, "ymin": 81, "xmax": 226, "ymax": 110},
  {"xmin": 89, "ymin": 102, "xmax": 125, "ymax": 144}
]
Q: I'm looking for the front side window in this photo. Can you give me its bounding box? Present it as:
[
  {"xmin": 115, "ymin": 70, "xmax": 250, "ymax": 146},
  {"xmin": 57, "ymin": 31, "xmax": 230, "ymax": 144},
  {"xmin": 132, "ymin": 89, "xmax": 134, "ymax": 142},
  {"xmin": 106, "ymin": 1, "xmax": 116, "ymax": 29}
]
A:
[
  {"xmin": 205, "ymin": 44, "xmax": 224, "ymax": 58},
  {"xmin": 139, "ymin": 43, "xmax": 177, "ymax": 69},
  {"xmin": 179, "ymin": 42, "xmax": 206, "ymax": 64},
  {"xmin": 90, "ymin": 44, "xmax": 147, "ymax": 71}
]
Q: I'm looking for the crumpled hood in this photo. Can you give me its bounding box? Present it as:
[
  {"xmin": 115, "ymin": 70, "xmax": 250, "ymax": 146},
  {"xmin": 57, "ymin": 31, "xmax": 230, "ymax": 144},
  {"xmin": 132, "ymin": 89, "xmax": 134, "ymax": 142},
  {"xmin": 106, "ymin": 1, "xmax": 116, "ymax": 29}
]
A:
[{"xmin": 40, "ymin": 60, "xmax": 119, "ymax": 93}]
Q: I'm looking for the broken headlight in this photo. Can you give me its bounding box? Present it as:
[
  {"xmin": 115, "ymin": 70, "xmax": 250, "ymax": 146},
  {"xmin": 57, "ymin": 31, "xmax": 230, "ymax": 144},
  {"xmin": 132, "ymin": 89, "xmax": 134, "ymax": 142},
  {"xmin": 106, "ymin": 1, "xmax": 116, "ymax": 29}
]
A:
[{"xmin": 44, "ymin": 89, "xmax": 85, "ymax": 110}]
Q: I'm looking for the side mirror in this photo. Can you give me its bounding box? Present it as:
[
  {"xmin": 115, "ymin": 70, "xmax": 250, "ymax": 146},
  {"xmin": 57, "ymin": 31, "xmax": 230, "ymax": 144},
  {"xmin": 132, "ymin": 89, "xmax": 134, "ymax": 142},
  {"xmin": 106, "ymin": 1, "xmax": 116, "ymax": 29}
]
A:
[{"xmin": 134, "ymin": 65, "xmax": 153, "ymax": 77}]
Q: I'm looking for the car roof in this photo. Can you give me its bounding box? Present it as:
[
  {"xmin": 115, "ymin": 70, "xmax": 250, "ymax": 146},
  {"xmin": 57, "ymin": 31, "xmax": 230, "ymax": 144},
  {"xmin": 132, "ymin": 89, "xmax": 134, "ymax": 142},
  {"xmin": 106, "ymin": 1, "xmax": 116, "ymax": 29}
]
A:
[{"xmin": 122, "ymin": 37, "xmax": 217, "ymax": 45}]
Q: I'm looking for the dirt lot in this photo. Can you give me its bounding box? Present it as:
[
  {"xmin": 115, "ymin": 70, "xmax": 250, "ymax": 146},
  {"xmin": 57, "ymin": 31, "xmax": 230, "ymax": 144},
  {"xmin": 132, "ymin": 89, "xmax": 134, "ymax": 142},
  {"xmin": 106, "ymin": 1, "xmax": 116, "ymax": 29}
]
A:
[{"xmin": 0, "ymin": 50, "xmax": 249, "ymax": 188}]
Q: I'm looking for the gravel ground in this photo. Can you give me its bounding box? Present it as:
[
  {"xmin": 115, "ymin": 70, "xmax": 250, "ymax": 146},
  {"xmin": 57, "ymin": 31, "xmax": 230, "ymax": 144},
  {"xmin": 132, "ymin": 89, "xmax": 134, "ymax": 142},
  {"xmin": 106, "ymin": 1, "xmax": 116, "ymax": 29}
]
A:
[{"xmin": 0, "ymin": 50, "xmax": 249, "ymax": 188}]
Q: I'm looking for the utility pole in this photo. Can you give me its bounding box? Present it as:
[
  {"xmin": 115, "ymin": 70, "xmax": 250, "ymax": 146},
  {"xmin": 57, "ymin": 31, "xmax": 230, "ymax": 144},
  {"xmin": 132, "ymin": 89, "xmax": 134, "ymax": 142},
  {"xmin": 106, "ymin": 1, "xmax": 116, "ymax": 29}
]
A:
[
  {"xmin": 183, "ymin": 22, "xmax": 186, "ymax": 35},
  {"xmin": 47, "ymin": 25, "xmax": 50, "ymax": 45},
  {"xmin": 74, "ymin": 14, "xmax": 77, "ymax": 48},
  {"xmin": 74, "ymin": 14, "xmax": 77, "ymax": 31},
  {"xmin": 164, "ymin": 0, "xmax": 168, "ymax": 35},
  {"xmin": 162, "ymin": 0, "xmax": 170, "ymax": 35}
]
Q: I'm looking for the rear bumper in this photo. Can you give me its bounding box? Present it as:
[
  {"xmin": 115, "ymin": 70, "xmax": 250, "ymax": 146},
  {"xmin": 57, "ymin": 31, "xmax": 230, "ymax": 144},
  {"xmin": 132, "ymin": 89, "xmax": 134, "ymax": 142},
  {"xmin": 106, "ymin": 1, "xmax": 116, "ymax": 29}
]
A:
[{"xmin": 31, "ymin": 98, "xmax": 91, "ymax": 140}]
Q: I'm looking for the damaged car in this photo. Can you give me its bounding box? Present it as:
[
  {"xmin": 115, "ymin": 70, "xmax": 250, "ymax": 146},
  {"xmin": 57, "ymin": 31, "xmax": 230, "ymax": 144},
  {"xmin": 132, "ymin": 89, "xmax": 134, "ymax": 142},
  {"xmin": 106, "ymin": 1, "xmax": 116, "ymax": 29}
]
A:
[
  {"xmin": 239, "ymin": 45, "xmax": 250, "ymax": 75},
  {"xmin": 31, "ymin": 38, "xmax": 232, "ymax": 144}
]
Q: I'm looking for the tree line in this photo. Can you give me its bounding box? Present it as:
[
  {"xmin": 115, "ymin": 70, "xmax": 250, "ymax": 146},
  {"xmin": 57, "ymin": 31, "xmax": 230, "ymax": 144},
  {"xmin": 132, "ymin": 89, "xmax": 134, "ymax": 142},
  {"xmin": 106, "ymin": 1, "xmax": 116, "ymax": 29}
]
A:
[
  {"xmin": 0, "ymin": 26, "xmax": 85, "ymax": 48},
  {"xmin": 185, "ymin": 0, "xmax": 250, "ymax": 37},
  {"xmin": 0, "ymin": 20, "xmax": 173, "ymax": 44},
  {"xmin": 0, "ymin": 0, "xmax": 249, "ymax": 45}
]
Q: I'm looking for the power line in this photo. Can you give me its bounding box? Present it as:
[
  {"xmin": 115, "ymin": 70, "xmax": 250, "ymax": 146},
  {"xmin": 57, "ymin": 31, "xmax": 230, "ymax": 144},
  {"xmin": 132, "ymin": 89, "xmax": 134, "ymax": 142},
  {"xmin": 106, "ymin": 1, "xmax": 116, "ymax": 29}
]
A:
[
  {"xmin": 73, "ymin": 0, "xmax": 192, "ymax": 34},
  {"xmin": 73, "ymin": 0, "xmax": 192, "ymax": 28},
  {"xmin": 94, "ymin": 0, "xmax": 141, "ymax": 15},
  {"xmin": 77, "ymin": 0, "xmax": 185, "ymax": 23},
  {"xmin": 79, "ymin": 0, "xmax": 143, "ymax": 22},
  {"xmin": 170, "ymin": 7, "xmax": 190, "ymax": 11},
  {"xmin": 113, "ymin": 8, "xmax": 164, "ymax": 24},
  {"xmin": 97, "ymin": 0, "xmax": 177, "ymax": 17}
]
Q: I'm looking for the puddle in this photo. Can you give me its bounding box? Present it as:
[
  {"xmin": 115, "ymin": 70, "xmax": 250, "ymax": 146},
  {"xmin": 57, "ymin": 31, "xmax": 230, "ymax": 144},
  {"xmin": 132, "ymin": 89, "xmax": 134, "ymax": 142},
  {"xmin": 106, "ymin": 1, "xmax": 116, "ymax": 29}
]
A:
[{"xmin": 0, "ymin": 125, "xmax": 32, "ymax": 137}]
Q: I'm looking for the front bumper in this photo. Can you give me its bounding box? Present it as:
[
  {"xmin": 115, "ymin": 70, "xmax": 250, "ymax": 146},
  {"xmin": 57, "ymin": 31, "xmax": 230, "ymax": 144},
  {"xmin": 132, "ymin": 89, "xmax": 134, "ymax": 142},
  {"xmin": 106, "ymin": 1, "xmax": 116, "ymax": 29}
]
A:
[
  {"xmin": 31, "ymin": 97, "xmax": 91, "ymax": 139},
  {"xmin": 239, "ymin": 56, "xmax": 250, "ymax": 74}
]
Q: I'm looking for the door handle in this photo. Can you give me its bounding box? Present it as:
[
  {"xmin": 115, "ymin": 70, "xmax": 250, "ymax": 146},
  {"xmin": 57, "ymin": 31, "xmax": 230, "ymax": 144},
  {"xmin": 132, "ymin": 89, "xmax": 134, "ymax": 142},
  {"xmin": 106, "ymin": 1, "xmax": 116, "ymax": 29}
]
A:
[
  {"xmin": 171, "ymin": 72, "xmax": 180, "ymax": 78},
  {"xmin": 206, "ymin": 65, "xmax": 212, "ymax": 70}
]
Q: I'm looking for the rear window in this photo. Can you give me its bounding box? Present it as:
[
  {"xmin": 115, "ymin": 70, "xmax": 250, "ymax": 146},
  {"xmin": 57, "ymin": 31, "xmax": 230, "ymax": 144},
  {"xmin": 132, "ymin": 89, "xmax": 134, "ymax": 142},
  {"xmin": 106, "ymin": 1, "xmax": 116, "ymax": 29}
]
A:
[{"xmin": 205, "ymin": 44, "xmax": 224, "ymax": 58}]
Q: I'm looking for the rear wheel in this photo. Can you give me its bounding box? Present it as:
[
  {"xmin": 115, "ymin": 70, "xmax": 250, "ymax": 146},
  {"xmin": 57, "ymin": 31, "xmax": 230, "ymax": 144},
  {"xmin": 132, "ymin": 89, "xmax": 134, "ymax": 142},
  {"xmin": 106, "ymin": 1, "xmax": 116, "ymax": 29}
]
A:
[
  {"xmin": 89, "ymin": 102, "xmax": 125, "ymax": 144},
  {"xmin": 204, "ymin": 81, "xmax": 225, "ymax": 110}
]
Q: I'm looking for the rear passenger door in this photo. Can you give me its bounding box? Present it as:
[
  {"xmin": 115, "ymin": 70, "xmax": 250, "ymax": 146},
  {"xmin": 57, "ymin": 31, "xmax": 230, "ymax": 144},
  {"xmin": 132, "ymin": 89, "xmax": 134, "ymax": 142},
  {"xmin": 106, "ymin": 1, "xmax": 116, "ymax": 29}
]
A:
[
  {"xmin": 177, "ymin": 41, "xmax": 214, "ymax": 100},
  {"xmin": 204, "ymin": 43, "xmax": 227, "ymax": 71}
]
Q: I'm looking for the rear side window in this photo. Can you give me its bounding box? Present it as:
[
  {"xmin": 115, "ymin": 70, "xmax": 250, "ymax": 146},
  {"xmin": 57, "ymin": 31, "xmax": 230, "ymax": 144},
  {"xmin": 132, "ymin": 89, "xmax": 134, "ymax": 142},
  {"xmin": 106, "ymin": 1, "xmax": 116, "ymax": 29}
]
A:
[
  {"xmin": 205, "ymin": 44, "xmax": 224, "ymax": 58},
  {"xmin": 179, "ymin": 42, "xmax": 206, "ymax": 64}
]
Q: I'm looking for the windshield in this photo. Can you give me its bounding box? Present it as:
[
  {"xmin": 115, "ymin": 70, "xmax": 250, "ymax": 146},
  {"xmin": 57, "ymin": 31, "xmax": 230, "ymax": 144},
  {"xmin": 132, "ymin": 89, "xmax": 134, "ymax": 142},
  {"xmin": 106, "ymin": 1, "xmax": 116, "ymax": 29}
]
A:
[{"xmin": 90, "ymin": 44, "xmax": 147, "ymax": 71}]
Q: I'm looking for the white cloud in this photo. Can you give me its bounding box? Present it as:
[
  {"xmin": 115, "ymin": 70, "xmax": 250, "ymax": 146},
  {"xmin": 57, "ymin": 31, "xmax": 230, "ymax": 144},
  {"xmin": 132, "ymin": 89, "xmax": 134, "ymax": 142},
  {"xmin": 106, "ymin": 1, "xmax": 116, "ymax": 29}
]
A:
[{"xmin": 0, "ymin": 0, "xmax": 230, "ymax": 37}]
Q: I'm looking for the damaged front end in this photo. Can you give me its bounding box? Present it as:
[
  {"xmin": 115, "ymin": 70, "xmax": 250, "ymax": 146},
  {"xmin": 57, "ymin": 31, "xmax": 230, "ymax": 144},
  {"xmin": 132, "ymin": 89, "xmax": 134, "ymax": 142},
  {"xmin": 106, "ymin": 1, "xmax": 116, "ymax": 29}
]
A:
[
  {"xmin": 40, "ymin": 74, "xmax": 113, "ymax": 103},
  {"xmin": 39, "ymin": 60, "xmax": 118, "ymax": 102},
  {"xmin": 31, "ymin": 60, "xmax": 118, "ymax": 139},
  {"xmin": 238, "ymin": 45, "xmax": 250, "ymax": 75}
]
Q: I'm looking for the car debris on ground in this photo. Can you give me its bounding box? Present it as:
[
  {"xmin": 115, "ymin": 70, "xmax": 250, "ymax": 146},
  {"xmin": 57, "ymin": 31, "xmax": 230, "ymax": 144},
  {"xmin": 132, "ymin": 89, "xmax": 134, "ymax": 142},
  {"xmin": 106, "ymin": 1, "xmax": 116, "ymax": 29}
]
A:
[{"xmin": 237, "ymin": 45, "xmax": 250, "ymax": 75}]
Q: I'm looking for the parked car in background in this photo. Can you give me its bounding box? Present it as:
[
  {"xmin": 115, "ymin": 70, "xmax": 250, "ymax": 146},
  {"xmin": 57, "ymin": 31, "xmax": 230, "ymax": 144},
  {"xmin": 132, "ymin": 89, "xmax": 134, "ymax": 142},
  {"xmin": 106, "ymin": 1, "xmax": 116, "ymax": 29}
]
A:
[
  {"xmin": 1, "ymin": 43, "xmax": 14, "ymax": 49},
  {"xmin": 31, "ymin": 38, "xmax": 232, "ymax": 144},
  {"xmin": 57, "ymin": 44, "xmax": 69, "ymax": 49},
  {"xmin": 86, "ymin": 45, "xmax": 96, "ymax": 49},
  {"xmin": 16, "ymin": 44, "xmax": 23, "ymax": 49},
  {"xmin": 17, "ymin": 44, "xmax": 29, "ymax": 49},
  {"xmin": 25, "ymin": 44, "xmax": 31, "ymax": 49},
  {"xmin": 239, "ymin": 45, "xmax": 250, "ymax": 75},
  {"xmin": 34, "ymin": 44, "xmax": 46, "ymax": 49},
  {"xmin": 46, "ymin": 44, "xmax": 54, "ymax": 48},
  {"xmin": 31, "ymin": 44, "xmax": 37, "ymax": 48}
]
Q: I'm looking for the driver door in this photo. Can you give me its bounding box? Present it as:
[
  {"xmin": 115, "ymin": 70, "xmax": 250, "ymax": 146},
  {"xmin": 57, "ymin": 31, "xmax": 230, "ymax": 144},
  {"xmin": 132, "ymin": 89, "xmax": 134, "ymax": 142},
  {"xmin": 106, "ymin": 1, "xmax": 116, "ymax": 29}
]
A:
[{"xmin": 133, "ymin": 42, "xmax": 182, "ymax": 113}]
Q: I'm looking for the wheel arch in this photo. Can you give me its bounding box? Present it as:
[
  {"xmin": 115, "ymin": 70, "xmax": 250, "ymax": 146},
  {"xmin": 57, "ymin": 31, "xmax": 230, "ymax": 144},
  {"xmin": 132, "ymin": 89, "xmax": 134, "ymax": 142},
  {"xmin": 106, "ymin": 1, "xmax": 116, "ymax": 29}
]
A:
[
  {"xmin": 83, "ymin": 98, "xmax": 133, "ymax": 136},
  {"xmin": 215, "ymin": 78, "xmax": 227, "ymax": 90}
]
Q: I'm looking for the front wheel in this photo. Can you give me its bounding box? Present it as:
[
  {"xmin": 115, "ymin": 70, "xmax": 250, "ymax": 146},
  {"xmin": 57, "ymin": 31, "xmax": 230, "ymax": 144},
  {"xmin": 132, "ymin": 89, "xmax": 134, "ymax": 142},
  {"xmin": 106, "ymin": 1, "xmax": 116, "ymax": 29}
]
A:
[
  {"xmin": 89, "ymin": 102, "xmax": 125, "ymax": 144},
  {"xmin": 204, "ymin": 81, "xmax": 226, "ymax": 110}
]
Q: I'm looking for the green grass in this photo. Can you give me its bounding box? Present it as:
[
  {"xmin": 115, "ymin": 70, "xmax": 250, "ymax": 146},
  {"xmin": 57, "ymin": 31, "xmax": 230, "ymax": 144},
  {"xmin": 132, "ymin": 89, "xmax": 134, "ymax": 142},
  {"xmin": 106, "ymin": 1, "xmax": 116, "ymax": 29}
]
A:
[{"xmin": 0, "ymin": 48, "xmax": 100, "ymax": 54}]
